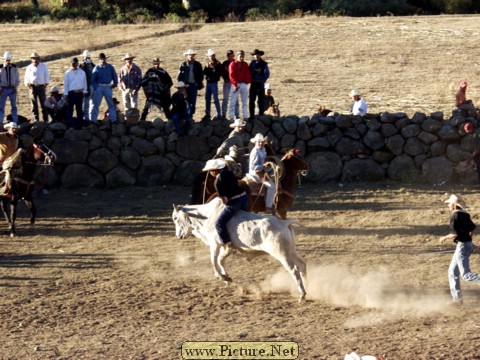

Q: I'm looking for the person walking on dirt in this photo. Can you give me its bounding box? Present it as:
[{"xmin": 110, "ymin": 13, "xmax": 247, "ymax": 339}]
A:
[{"xmin": 440, "ymin": 194, "xmax": 480, "ymax": 304}]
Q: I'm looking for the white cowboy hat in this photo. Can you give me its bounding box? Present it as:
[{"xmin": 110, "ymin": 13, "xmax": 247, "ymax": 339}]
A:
[
  {"xmin": 184, "ymin": 49, "xmax": 196, "ymax": 56},
  {"xmin": 205, "ymin": 48, "xmax": 215, "ymax": 57},
  {"xmin": 123, "ymin": 53, "xmax": 135, "ymax": 60},
  {"xmin": 349, "ymin": 89, "xmax": 360, "ymax": 97},
  {"xmin": 176, "ymin": 81, "xmax": 186, "ymax": 88},
  {"xmin": 82, "ymin": 50, "xmax": 91, "ymax": 58},
  {"xmin": 250, "ymin": 133, "xmax": 266, "ymax": 143},
  {"xmin": 229, "ymin": 118, "xmax": 246, "ymax": 128},
  {"xmin": 445, "ymin": 194, "xmax": 467, "ymax": 209},
  {"xmin": 3, "ymin": 51, "xmax": 12, "ymax": 60},
  {"xmin": 30, "ymin": 52, "xmax": 40, "ymax": 58},
  {"xmin": 264, "ymin": 83, "xmax": 272, "ymax": 90},
  {"xmin": 4, "ymin": 122, "xmax": 18, "ymax": 129},
  {"xmin": 202, "ymin": 159, "xmax": 226, "ymax": 172}
]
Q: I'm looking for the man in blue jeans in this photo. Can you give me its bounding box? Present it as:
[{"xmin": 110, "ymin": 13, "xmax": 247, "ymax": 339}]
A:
[
  {"xmin": 440, "ymin": 194, "xmax": 480, "ymax": 304},
  {"xmin": 202, "ymin": 49, "xmax": 222, "ymax": 121},
  {"xmin": 90, "ymin": 53, "xmax": 118, "ymax": 124},
  {"xmin": 202, "ymin": 158, "xmax": 248, "ymax": 245},
  {"xmin": 170, "ymin": 81, "xmax": 192, "ymax": 136}
]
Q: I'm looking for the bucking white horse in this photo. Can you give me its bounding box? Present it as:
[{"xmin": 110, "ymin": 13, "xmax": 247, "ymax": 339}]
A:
[{"xmin": 172, "ymin": 197, "xmax": 307, "ymax": 301}]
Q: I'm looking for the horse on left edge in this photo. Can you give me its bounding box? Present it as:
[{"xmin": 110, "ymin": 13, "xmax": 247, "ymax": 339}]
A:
[{"xmin": 0, "ymin": 142, "xmax": 56, "ymax": 237}]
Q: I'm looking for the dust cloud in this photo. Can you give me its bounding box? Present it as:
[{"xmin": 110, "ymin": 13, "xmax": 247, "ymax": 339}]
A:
[{"xmin": 261, "ymin": 263, "xmax": 450, "ymax": 324}]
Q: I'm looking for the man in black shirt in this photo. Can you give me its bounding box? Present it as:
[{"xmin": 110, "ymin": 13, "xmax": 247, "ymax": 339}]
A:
[{"xmin": 202, "ymin": 158, "xmax": 248, "ymax": 244}]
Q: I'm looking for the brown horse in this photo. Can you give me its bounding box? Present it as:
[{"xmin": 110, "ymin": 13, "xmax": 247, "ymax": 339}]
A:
[{"xmin": 190, "ymin": 149, "xmax": 309, "ymax": 219}]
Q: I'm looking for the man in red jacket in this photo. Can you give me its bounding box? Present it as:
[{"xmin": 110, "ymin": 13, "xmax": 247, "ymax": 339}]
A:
[{"xmin": 228, "ymin": 50, "xmax": 251, "ymax": 122}]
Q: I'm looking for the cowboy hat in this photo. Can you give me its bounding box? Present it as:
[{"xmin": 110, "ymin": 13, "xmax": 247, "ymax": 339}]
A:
[
  {"xmin": 98, "ymin": 53, "xmax": 108, "ymax": 59},
  {"xmin": 349, "ymin": 89, "xmax": 360, "ymax": 97},
  {"xmin": 230, "ymin": 118, "xmax": 246, "ymax": 128},
  {"xmin": 123, "ymin": 53, "xmax": 135, "ymax": 60},
  {"xmin": 30, "ymin": 52, "xmax": 40, "ymax": 58},
  {"xmin": 3, "ymin": 51, "xmax": 12, "ymax": 60},
  {"xmin": 82, "ymin": 50, "xmax": 91, "ymax": 58},
  {"xmin": 250, "ymin": 133, "xmax": 266, "ymax": 143},
  {"xmin": 184, "ymin": 49, "xmax": 196, "ymax": 56},
  {"xmin": 176, "ymin": 81, "xmax": 186, "ymax": 88},
  {"xmin": 445, "ymin": 194, "xmax": 467, "ymax": 209},
  {"xmin": 251, "ymin": 49, "xmax": 265, "ymax": 56},
  {"xmin": 202, "ymin": 159, "xmax": 226, "ymax": 172},
  {"xmin": 264, "ymin": 83, "xmax": 272, "ymax": 90},
  {"xmin": 205, "ymin": 49, "xmax": 215, "ymax": 57},
  {"xmin": 4, "ymin": 122, "xmax": 18, "ymax": 130},
  {"xmin": 152, "ymin": 57, "xmax": 161, "ymax": 64}
]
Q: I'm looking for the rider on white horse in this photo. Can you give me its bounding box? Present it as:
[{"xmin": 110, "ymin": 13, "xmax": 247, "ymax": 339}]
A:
[
  {"xmin": 202, "ymin": 158, "xmax": 248, "ymax": 244},
  {"xmin": 247, "ymin": 133, "xmax": 275, "ymax": 215}
]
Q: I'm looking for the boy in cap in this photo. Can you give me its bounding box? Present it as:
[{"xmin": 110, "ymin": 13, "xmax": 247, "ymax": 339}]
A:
[
  {"xmin": 24, "ymin": 52, "xmax": 50, "ymax": 122},
  {"xmin": 63, "ymin": 57, "xmax": 87, "ymax": 129},
  {"xmin": 0, "ymin": 51, "xmax": 20, "ymax": 125},
  {"xmin": 455, "ymin": 80, "xmax": 477, "ymax": 118},
  {"xmin": 441, "ymin": 194, "xmax": 480, "ymax": 304}
]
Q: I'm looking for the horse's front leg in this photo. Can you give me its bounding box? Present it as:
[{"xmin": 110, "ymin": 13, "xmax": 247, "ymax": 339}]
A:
[
  {"xmin": 0, "ymin": 197, "xmax": 12, "ymax": 229},
  {"xmin": 9, "ymin": 198, "xmax": 18, "ymax": 237},
  {"xmin": 209, "ymin": 242, "xmax": 232, "ymax": 283},
  {"xmin": 23, "ymin": 199, "xmax": 36, "ymax": 225}
]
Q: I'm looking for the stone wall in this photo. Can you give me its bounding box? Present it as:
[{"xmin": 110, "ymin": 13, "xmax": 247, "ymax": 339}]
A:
[{"xmin": 28, "ymin": 109, "xmax": 478, "ymax": 189}]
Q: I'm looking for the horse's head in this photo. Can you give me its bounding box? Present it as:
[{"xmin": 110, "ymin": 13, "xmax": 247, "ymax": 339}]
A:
[
  {"xmin": 32, "ymin": 143, "xmax": 57, "ymax": 165},
  {"xmin": 172, "ymin": 204, "xmax": 192, "ymax": 239},
  {"xmin": 283, "ymin": 149, "xmax": 309, "ymax": 174}
]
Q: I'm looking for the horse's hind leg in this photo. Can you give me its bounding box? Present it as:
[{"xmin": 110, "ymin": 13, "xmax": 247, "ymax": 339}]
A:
[
  {"xmin": 0, "ymin": 197, "xmax": 12, "ymax": 232},
  {"xmin": 276, "ymin": 255, "xmax": 307, "ymax": 302}
]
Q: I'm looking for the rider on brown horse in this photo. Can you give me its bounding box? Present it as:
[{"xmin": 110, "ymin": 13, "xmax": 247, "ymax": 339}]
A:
[
  {"xmin": 0, "ymin": 122, "xmax": 20, "ymax": 195},
  {"xmin": 215, "ymin": 117, "xmax": 249, "ymax": 174}
]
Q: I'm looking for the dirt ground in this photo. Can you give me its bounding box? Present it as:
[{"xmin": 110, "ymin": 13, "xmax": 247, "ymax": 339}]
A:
[{"xmin": 1, "ymin": 182, "xmax": 480, "ymax": 359}]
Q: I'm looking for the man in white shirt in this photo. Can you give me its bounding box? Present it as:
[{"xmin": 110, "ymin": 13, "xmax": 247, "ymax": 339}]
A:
[
  {"xmin": 0, "ymin": 51, "xmax": 20, "ymax": 124},
  {"xmin": 63, "ymin": 57, "xmax": 87, "ymax": 129},
  {"xmin": 349, "ymin": 89, "xmax": 367, "ymax": 116},
  {"xmin": 24, "ymin": 52, "xmax": 50, "ymax": 122}
]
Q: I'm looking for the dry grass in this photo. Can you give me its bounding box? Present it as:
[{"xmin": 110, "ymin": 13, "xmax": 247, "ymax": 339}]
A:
[{"xmin": 2, "ymin": 15, "xmax": 480, "ymax": 119}]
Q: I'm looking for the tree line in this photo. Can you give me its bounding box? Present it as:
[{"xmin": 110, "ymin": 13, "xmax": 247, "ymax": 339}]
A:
[{"xmin": 4, "ymin": 0, "xmax": 480, "ymax": 23}]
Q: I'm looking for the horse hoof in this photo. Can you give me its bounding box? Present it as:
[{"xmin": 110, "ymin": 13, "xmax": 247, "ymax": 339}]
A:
[
  {"xmin": 9, "ymin": 232, "xmax": 15, "ymax": 238},
  {"xmin": 298, "ymin": 293, "xmax": 306, "ymax": 302},
  {"xmin": 221, "ymin": 274, "xmax": 233, "ymax": 283}
]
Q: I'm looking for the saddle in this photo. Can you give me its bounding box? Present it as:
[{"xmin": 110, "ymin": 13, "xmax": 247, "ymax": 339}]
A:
[{"xmin": 242, "ymin": 174, "xmax": 267, "ymax": 197}]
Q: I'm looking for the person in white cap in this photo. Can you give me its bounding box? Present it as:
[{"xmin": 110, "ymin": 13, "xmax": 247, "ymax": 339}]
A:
[
  {"xmin": 0, "ymin": 51, "xmax": 20, "ymax": 125},
  {"xmin": 440, "ymin": 194, "xmax": 480, "ymax": 304},
  {"xmin": 349, "ymin": 89, "xmax": 367, "ymax": 116},
  {"xmin": 170, "ymin": 81, "xmax": 192, "ymax": 136},
  {"xmin": 177, "ymin": 49, "xmax": 203, "ymax": 118},
  {"xmin": 247, "ymin": 133, "xmax": 276, "ymax": 214},
  {"xmin": 79, "ymin": 50, "xmax": 95, "ymax": 123},
  {"xmin": 202, "ymin": 49, "xmax": 222, "ymax": 122},
  {"xmin": 202, "ymin": 158, "xmax": 248, "ymax": 245},
  {"xmin": 119, "ymin": 53, "xmax": 142, "ymax": 113},
  {"xmin": 24, "ymin": 52, "xmax": 50, "ymax": 122},
  {"xmin": 263, "ymin": 83, "xmax": 276, "ymax": 112},
  {"xmin": 215, "ymin": 118, "xmax": 249, "ymax": 173}
]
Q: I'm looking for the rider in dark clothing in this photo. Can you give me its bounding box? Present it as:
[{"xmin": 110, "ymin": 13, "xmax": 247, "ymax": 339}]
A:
[{"xmin": 203, "ymin": 158, "xmax": 248, "ymax": 244}]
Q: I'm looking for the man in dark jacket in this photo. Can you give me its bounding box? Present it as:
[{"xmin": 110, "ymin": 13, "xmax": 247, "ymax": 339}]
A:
[
  {"xmin": 140, "ymin": 57, "xmax": 173, "ymax": 121},
  {"xmin": 177, "ymin": 49, "xmax": 203, "ymax": 118},
  {"xmin": 249, "ymin": 49, "xmax": 270, "ymax": 119},
  {"xmin": 202, "ymin": 49, "xmax": 222, "ymax": 121}
]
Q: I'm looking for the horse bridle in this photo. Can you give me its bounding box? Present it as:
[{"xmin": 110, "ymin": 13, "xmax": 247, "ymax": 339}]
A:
[{"xmin": 30, "ymin": 143, "xmax": 56, "ymax": 166}]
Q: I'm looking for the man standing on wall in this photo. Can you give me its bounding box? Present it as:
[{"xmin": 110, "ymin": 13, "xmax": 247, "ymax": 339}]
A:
[
  {"xmin": 0, "ymin": 52, "xmax": 20, "ymax": 125},
  {"xmin": 63, "ymin": 57, "xmax": 87, "ymax": 129},
  {"xmin": 90, "ymin": 52, "xmax": 118, "ymax": 124},
  {"xmin": 249, "ymin": 49, "xmax": 270, "ymax": 119},
  {"xmin": 119, "ymin": 53, "xmax": 142, "ymax": 114},
  {"xmin": 177, "ymin": 49, "xmax": 203, "ymax": 119},
  {"xmin": 24, "ymin": 52, "xmax": 50, "ymax": 122},
  {"xmin": 228, "ymin": 50, "xmax": 251, "ymax": 122}
]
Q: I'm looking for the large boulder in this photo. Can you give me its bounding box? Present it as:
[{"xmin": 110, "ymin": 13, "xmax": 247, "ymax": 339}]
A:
[
  {"xmin": 52, "ymin": 139, "xmax": 89, "ymax": 164},
  {"xmin": 176, "ymin": 135, "xmax": 210, "ymax": 160},
  {"xmin": 137, "ymin": 155, "xmax": 175, "ymax": 185},
  {"xmin": 341, "ymin": 159, "xmax": 385, "ymax": 182},
  {"xmin": 305, "ymin": 152, "xmax": 342, "ymax": 182},
  {"xmin": 173, "ymin": 160, "xmax": 204, "ymax": 186},
  {"xmin": 387, "ymin": 154, "xmax": 421, "ymax": 182},
  {"xmin": 88, "ymin": 148, "xmax": 119, "ymax": 174},
  {"xmin": 105, "ymin": 166, "xmax": 136, "ymax": 187},
  {"xmin": 61, "ymin": 164, "xmax": 104, "ymax": 188},
  {"xmin": 422, "ymin": 156, "xmax": 454, "ymax": 184}
]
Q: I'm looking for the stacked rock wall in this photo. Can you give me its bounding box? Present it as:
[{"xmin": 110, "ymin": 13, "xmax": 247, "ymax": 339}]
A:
[{"xmin": 28, "ymin": 110, "xmax": 478, "ymax": 189}]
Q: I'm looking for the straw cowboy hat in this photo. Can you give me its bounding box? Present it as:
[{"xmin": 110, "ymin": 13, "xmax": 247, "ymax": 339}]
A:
[
  {"xmin": 176, "ymin": 81, "xmax": 186, "ymax": 88},
  {"xmin": 30, "ymin": 52, "xmax": 40, "ymax": 58},
  {"xmin": 184, "ymin": 49, "xmax": 196, "ymax": 56},
  {"xmin": 349, "ymin": 89, "xmax": 360, "ymax": 97},
  {"xmin": 202, "ymin": 159, "xmax": 226, "ymax": 172},
  {"xmin": 205, "ymin": 49, "xmax": 215, "ymax": 57},
  {"xmin": 123, "ymin": 53, "xmax": 135, "ymax": 60},
  {"xmin": 445, "ymin": 194, "xmax": 467, "ymax": 209},
  {"xmin": 250, "ymin": 133, "xmax": 267, "ymax": 143},
  {"xmin": 4, "ymin": 122, "xmax": 18, "ymax": 130},
  {"xmin": 3, "ymin": 51, "xmax": 12, "ymax": 60},
  {"xmin": 230, "ymin": 118, "xmax": 246, "ymax": 128},
  {"xmin": 82, "ymin": 50, "xmax": 91, "ymax": 58}
]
